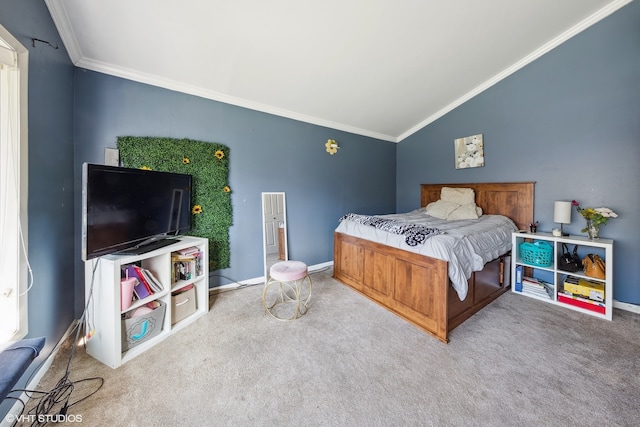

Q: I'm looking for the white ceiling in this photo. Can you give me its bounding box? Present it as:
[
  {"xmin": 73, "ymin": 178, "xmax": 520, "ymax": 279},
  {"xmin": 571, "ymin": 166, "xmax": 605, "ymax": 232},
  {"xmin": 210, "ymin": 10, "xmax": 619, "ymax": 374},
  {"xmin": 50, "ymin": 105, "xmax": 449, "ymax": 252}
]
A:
[{"xmin": 45, "ymin": 0, "xmax": 629, "ymax": 142}]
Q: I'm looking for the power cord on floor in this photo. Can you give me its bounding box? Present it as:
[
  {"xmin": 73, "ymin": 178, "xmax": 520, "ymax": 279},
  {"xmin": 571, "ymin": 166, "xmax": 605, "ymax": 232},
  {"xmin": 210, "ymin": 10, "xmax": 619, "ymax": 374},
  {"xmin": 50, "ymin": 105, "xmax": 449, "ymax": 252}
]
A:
[
  {"xmin": 6, "ymin": 260, "xmax": 104, "ymax": 426},
  {"xmin": 210, "ymin": 266, "xmax": 331, "ymax": 293}
]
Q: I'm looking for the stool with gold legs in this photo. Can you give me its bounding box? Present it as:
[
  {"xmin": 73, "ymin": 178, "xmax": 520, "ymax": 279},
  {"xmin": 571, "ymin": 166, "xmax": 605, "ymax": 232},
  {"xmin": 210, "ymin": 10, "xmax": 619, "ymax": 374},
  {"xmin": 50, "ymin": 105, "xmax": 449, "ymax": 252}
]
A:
[{"xmin": 262, "ymin": 261, "xmax": 312, "ymax": 320}]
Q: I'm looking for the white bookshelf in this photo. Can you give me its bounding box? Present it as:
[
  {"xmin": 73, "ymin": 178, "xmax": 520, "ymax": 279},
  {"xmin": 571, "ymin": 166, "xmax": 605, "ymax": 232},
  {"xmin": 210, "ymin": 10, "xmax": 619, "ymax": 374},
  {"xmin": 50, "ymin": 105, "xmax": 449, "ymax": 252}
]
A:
[
  {"xmin": 84, "ymin": 236, "xmax": 209, "ymax": 368},
  {"xmin": 512, "ymin": 231, "xmax": 613, "ymax": 320}
]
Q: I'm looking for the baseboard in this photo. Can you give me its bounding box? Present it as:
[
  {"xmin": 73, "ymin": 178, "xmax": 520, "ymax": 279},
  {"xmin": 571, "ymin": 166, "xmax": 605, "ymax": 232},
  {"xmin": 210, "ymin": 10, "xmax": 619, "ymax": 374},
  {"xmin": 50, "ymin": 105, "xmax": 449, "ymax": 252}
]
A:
[
  {"xmin": 613, "ymin": 300, "xmax": 640, "ymax": 314},
  {"xmin": 309, "ymin": 261, "xmax": 334, "ymax": 272},
  {"xmin": 1, "ymin": 321, "xmax": 78, "ymax": 427},
  {"xmin": 209, "ymin": 261, "xmax": 334, "ymax": 294},
  {"xmin": 208, "ymin": 277, "xmax": 262, "ymax": 293}
]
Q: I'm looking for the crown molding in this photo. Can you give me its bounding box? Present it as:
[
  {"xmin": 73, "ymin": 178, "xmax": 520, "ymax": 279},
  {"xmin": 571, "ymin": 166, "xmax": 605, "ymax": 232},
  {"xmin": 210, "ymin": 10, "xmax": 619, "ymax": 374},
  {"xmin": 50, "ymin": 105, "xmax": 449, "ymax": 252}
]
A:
[
  {"xmin": 45, "ymin": 0, "xmax": 82, "ymax": 64},
  {"xmin": 75, "ymin": 55, "xmax": 398, "ymax": 142}
]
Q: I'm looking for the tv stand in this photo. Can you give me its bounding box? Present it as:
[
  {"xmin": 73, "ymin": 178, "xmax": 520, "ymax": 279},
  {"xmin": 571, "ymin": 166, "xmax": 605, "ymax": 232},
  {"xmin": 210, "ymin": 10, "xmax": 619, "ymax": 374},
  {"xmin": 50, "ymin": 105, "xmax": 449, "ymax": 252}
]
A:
[
  {"xmin": 117, "ymin": 238, "xmax": 180, "ymax": 256},
  {"xmin": 84, "ymin": 236, "xmax": 208, "ymax": 368}
]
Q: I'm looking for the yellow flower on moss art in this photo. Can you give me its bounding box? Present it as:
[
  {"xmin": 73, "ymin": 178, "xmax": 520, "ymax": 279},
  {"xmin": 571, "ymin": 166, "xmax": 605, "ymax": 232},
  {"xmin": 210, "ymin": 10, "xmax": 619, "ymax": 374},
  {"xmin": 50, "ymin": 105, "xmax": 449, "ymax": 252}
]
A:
[
  {"xmin": 140, "ymin": 166, "xmax": 152, "ymax": 170},
  {"xmin": 192, "ymin": 205, "xmax": 203, "ymax": 215},
  {"xmin": 182, "ymin": 157, "xmax": 190, "ymax": 164},
  {"xmin": 223, "ymin": 186, "xmax": 231, "ymax": 193},
  {"xmin": 214, "ymin": 150, "xmax": 225, "ymax": 160}
]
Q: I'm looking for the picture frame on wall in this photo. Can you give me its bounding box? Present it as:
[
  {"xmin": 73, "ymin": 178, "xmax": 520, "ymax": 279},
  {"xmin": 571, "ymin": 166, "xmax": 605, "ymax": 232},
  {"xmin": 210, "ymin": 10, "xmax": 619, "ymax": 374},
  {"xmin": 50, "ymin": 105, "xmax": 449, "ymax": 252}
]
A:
[{"xmin": 454, "ymin": 134, "xmax": 484, "ymax": 169}]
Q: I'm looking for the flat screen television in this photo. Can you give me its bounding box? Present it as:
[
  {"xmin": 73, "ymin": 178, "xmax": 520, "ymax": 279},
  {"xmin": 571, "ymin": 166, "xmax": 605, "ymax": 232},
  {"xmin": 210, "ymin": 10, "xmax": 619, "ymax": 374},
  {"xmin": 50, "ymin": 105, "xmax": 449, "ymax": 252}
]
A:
[{"xmin": 82, "ymin": 163, "xmax": 192, "ymax": 260}]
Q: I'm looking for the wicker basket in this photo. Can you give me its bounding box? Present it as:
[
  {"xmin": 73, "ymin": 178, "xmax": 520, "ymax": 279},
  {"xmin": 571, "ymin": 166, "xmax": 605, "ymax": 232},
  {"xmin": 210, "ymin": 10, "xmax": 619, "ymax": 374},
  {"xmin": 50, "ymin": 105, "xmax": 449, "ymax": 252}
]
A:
[{"xmin": 519, "ymin": 241, "xmax": 553, "ymax": 267}]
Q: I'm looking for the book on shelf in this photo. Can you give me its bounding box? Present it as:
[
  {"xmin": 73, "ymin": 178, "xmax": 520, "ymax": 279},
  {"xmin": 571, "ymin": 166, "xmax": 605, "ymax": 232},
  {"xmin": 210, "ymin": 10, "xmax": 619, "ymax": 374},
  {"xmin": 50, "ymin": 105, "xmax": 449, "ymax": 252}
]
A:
[
  {"xmin": 557, "ymin": 292, "xmax": 605, "ymax": 314},
  {"xmin": 171, "ymin": 251, "xmax": 201, "ymax": 283},
  {"xmin": 176, "ymin": 246, "xmax": 200, "ymax": 256},
  {"xmin": 522, "ymin": 276, "xmax": 554, "ymax": 299},
  {"xmin": 124, "ymin": 265, "xmax": 165, "ymax": 299},
  {"xmin": 521, "ymin": 284, "xmax": 552, "ymax": 300},
  {"xmin": 133, "ymin": 265, "xmax": 156, "ymax": 295},
  {"xmin": 195, "ymin": 251, "xmax": 203, "ymax": 277},
  {"xmin": 515, "ymin": 265, "xmax": 523, "ymax": 292},
  {"xmin": 562, "ymin": 276, "xmax": 604, "ymax": 302},
  {"xmin": 139, "ymin": 267, "xmax": 163, "ymax": 293},
  {"xmin": 125, "ymin": 265, "xmax": 151, "ymax": 299},
  {"xmin": 171, "ymin": 261, "xmax": 190, "ymax": 282},
  {"xmin": 195, "ymin": 251, "xmax": 203, "ymax": 276},
  {"xmin": 558, "ymin": 291, "xmax": 605, "ymax": 307}
]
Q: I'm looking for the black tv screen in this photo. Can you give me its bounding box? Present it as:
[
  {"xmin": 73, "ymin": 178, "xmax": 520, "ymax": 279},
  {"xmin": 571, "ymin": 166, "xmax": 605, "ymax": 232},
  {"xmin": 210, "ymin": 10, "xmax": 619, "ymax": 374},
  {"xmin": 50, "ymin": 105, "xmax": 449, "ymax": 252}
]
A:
[{"xmin": 82, "ymin": 163, "xmax": 192, "ymax": 260}]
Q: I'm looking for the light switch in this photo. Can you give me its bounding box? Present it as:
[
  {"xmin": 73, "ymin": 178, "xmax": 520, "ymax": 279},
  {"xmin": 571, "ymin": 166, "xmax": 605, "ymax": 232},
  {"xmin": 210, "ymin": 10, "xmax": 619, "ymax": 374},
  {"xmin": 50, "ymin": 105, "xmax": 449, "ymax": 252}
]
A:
[{"xmin": 104, "ymin": 148, "xmax": 119, "ymax": 166}]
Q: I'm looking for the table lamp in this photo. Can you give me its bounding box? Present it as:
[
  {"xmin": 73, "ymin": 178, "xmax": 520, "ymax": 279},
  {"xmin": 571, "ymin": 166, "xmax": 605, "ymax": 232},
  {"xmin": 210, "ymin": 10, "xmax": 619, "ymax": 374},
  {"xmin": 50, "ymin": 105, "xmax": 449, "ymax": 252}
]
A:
[{"xmin": 553, "ymin": 201, "xmax": 572, "ymax": 236}]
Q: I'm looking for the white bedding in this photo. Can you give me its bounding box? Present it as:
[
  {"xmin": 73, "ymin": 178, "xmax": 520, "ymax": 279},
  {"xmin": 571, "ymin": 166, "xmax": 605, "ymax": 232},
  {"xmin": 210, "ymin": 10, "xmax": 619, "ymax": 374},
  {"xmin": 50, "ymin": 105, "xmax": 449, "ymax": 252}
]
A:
[{"xmin": 335, "ymin": 208, "xmax": 517, "ymax": 301}]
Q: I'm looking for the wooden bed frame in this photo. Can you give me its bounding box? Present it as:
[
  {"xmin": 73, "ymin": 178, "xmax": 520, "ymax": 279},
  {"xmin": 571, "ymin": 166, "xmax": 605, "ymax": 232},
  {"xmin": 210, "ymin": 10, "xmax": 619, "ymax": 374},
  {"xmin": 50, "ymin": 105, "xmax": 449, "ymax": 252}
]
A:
[{"xmin": 333, "ymin": 182, "xmax": 534, "ymax": 343}]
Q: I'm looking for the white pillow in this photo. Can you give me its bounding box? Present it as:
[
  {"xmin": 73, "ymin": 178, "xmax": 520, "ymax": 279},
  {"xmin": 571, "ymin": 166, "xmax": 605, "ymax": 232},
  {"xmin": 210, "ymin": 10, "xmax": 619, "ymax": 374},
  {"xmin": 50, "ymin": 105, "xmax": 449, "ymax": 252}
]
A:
[
  {"xmin": 441, "ymin": 187, "xmax": 475, "ymax": 205},
  {"xmin": 425, "ymin": 200, "xmax": 460, "ymax": 219},
  {"xmin": 447, "ymin": 203, "xmax": 480, "ymax": 220}
]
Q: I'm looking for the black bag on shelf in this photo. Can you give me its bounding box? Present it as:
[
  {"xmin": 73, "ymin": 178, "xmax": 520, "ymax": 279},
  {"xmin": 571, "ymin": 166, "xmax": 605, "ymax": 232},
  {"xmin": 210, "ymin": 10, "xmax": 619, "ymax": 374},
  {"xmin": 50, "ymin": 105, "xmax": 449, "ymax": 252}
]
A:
[{"xmin": 558, "ymin": 243, "xmax": 581, "ymax": 272}]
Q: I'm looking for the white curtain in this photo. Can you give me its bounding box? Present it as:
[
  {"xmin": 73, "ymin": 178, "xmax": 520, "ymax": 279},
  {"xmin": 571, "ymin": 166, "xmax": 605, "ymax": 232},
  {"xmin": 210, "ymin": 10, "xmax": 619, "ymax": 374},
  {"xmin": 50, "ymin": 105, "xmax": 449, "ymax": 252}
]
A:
[{"xmin": 0, "ymin": 41, "xmax": 21, "ymax": 342}]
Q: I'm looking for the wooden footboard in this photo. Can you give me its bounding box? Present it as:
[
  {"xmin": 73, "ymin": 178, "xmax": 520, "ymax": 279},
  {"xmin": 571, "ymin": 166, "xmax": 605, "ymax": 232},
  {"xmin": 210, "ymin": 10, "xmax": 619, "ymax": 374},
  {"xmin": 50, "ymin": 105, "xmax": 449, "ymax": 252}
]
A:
[
  {"xmin": 333, "ymin": 182, "xmax": 534, "ymax": 342},
  {"xmin": 334, "ymin": 232, "xmax": 450, "ymax": 341}
]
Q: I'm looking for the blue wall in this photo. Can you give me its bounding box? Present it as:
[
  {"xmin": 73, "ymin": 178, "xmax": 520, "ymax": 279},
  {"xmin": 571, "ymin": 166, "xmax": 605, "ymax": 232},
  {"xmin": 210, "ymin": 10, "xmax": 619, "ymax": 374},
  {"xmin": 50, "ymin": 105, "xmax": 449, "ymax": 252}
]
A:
[
  {"xmin": 72, "ymin": 69, "xmax": 397, "ymax": 301},
  {"xmin": 397, "ymin": 2, "xmax": 640, "ymax": 304},
  {"xmin": 0, "ymin": 0, "xmax": 75, "ymax": 417}
]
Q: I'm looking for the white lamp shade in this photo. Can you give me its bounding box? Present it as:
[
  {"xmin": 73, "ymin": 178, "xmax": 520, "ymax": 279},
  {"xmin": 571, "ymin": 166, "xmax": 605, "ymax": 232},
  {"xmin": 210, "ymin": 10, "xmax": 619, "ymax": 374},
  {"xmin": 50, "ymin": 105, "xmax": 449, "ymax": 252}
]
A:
[{"xmin": 553, "ymin": 201, "xmax": 572, "ymax": 224}]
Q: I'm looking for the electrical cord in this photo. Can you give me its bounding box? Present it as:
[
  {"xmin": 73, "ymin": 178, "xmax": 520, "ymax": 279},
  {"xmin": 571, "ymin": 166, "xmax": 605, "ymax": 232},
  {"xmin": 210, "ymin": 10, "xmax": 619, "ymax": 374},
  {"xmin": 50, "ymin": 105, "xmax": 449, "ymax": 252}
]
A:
[
  {"xmin": 209, "ymin": 265, "xmax": 330, "ymax": 293},
  {"xmin": 208, "ymin": 274, "xmax": 260, "ymax": 294},
  {"xmin": 6, "ymin": 259, "xmax": 104, "ymax": 426}
]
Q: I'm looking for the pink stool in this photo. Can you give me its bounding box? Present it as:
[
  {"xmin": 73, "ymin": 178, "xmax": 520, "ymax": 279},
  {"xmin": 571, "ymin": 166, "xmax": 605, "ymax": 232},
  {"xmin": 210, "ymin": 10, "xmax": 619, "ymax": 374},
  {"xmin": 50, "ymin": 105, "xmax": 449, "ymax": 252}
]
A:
[{"xmin": 263, "ymin": 261, "xmax": 312, "ymax": 320}]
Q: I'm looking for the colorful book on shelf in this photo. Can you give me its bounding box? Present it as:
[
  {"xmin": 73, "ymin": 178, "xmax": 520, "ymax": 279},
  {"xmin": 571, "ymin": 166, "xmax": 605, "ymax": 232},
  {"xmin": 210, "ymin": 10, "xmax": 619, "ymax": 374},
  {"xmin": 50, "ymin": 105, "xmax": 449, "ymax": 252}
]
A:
[
  {"xmin": 171, "ymin": 251, "xmax": 199, "ymax": 282},
  {"xmin": 176, "ymin": 246, "xmax": 200, "ymax": 256},
  {"xmin": 558, "ymin": 293, "xmax": 605, "ymax": 314},
  {"xmin": 171, "ymin": 253, "xmax": 197, "ymax": 261},
  {"xmin": 140, "ymin": 268, "xmax": 163, "ymax": 293},
  {"xmin": 125, "ymin": 265, "xmax": 151, "ymax": 299},
  {"xmin": 562, "ymin": 276, "xmax": 604, "ymax": 302},
  {"xmin": 558, "ymin": 291, "xmax": 605, "ymax": 307},
  {"xmin": 133, "ymin": 265, "xmax": 155, "ymax": 295}
]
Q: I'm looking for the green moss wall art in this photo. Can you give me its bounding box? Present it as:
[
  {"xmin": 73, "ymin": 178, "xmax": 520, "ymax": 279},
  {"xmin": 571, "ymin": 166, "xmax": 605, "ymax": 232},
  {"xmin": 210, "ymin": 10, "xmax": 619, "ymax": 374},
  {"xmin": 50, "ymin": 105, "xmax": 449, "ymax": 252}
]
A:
[{"xmin": 117, "ymin": 137, "xmax": 232, "ymax": 270}]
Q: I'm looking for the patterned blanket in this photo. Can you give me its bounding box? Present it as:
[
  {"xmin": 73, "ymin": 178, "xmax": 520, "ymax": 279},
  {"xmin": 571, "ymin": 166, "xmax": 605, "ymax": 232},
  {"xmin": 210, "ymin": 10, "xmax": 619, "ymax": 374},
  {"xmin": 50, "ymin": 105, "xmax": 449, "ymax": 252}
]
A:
[{"xmin": 339, "ymin": 213, "xmax": 443, "ymax": 246}]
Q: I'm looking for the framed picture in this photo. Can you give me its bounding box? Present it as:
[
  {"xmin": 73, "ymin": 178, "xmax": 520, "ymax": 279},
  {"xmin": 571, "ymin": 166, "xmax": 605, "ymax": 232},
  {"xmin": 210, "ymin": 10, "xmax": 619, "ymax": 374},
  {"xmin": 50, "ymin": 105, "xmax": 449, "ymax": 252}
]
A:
[{"xmin": 454, "ymin": 134, "xmax": 484, "ymax": 169}]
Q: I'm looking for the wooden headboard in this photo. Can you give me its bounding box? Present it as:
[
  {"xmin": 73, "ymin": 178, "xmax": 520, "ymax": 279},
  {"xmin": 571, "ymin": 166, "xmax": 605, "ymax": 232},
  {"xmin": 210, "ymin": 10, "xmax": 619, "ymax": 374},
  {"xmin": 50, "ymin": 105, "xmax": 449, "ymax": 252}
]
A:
[{"xmin": 420, "ymin": 182, "xmax": 535, "ymax": 231}]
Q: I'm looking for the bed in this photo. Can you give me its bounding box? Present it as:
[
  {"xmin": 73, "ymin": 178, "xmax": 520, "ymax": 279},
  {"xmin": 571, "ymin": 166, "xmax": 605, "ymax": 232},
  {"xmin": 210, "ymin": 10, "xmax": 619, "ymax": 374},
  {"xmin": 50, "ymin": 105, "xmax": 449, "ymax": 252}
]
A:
[{"xmin": 333, "ymin": 182, "xmax": 534, "ymax": 343}]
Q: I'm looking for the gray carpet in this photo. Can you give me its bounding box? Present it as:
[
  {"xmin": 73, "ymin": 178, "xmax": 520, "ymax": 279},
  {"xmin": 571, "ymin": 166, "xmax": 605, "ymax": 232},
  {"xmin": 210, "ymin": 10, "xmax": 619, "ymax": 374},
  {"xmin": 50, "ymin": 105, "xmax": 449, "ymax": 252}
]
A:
[{"xmin": 19, "ymin": 268, "xmax": 640, "ymax": 426}]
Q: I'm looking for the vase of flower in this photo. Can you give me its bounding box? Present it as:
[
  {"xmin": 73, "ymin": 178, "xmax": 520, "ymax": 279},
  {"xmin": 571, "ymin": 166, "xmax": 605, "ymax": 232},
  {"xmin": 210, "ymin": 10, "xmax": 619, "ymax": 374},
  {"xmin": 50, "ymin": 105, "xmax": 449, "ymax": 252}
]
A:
[
  {"xmin": 572, "ymin": 200, "xmax": 617, "ymax": 240},
  {"xmin": 586, "ymin": 219, "xmax": 599, "ymax": 240}
]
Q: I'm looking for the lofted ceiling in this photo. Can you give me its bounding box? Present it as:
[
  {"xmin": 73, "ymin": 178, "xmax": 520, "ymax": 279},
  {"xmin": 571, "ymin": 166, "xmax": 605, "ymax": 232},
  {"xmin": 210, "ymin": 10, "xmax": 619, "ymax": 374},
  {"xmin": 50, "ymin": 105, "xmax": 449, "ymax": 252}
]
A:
[{"xmin": 45, "ymin": 0, "xmax": 629, "ymax": 142}]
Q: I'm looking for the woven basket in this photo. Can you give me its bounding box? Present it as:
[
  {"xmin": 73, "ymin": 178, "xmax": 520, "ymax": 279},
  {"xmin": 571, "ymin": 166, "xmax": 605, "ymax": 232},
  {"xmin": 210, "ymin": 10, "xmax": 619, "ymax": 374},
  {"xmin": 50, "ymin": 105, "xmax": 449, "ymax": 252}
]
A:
[{"xmin": 519, "ymin": 241, "xmax": 553, "ymax": 267}]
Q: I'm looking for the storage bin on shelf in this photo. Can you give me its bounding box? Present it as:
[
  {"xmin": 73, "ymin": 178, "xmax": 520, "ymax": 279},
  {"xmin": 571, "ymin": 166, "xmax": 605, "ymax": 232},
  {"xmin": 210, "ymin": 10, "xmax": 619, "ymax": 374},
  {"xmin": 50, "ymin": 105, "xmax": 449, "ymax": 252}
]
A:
[
  {"xmin": 519, "ymin": 241, "xmax": 553, "ymax": 267},
  {"xmin": 121, "ymin": 300, "xmax": 166, "ymax": 351},
  {"xmin": 171, "ymin": 285, "xmax": 197, "ymax": 325}
]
